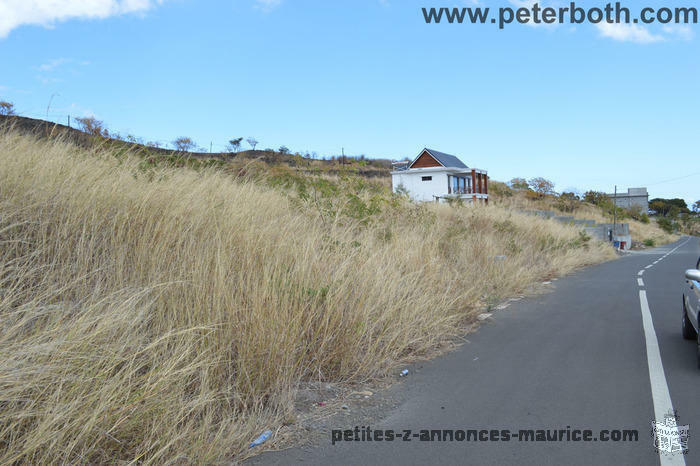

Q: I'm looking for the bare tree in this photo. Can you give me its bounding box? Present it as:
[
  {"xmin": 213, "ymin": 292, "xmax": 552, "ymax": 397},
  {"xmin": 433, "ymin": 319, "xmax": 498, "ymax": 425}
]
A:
[
  {"xmin": 246, "ymin": 138, "xmax": 259, "ymax": 150},
  {"xmin": 0, "ymin": 101, "xmax": 16, "ymax": 116},
  {"xmin": 528, "ymin": 177, "xmax": 555, "ymax": 197},
  {"xmin": 173, "ymin": 137, "xmax": 196, "ymax": 152},
  {"xmin": 227, "ymin": 137, "xmax": 243, "ymax": 153},
  {"xmin": 75, "ymin": 116, "xmax": 109, "ymax": 137}
]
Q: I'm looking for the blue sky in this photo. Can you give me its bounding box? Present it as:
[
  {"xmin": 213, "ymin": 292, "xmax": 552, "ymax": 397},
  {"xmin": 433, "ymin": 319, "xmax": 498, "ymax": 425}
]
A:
[{"xmin": 0, "ymin": 0, "xmax": 698, "ymax": 204}]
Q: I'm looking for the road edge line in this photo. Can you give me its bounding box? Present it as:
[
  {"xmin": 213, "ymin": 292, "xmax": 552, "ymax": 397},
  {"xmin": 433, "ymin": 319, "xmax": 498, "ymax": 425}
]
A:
[{"xmin": 638, "ymin": 290, "xmax": 686, "ymax": 466}]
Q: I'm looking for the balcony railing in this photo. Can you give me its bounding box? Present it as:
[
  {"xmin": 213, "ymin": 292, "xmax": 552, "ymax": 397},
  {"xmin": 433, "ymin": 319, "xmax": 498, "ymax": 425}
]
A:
[{"xmin": 449, "ymin": 187, "xmax": 475, "ymax": 195}]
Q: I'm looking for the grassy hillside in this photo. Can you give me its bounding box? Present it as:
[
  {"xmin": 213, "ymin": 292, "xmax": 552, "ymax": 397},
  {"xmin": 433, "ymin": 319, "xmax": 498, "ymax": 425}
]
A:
[
  {"xmin": 0, "ymin": 130, "xmax": 616, "ymax": 463},
  {"xmin": 0, "ymin": 114, "xmax": 393, "ymax": 177},
  {"xmin": 489, "ymin": 181, "xmax": 679, "ymax": 247}
]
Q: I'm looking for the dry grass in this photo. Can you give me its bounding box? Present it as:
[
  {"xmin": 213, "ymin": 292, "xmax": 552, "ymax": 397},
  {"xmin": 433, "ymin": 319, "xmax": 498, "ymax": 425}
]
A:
[
  {"xmin": 0, "ymin": 130, "xmax": 616, "ymax": 464},
  {"xmin": 493, "ymin": 193, "xmax": 679, "ymax": 246}
]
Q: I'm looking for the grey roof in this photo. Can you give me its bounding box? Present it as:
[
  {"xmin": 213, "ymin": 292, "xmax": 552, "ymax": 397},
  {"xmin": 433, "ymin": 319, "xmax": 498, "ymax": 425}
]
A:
[{"xmin": 422, "ymin": 148, "xmax": 468, "ymax": 169}]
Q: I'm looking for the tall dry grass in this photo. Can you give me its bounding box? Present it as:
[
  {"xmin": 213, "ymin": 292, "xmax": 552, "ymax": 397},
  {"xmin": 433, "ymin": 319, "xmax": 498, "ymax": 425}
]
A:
[
  {"xmin": 0, "ymin": 130, "xmax": 615, "ymax": 463},
  {"xmin": 493, "ymin": 194, "xmax": 679, "ymax": 246}
]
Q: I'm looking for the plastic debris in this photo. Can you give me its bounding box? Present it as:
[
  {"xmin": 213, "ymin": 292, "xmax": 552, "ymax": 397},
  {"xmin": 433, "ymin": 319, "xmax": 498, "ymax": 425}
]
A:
[
  {"xmin": 318, "ymin": 402, "xmax": 326, "ymax": 407},
  {"xmin": 351, "ymin": 390, "xmax": 373, "ymax": 397},
  {"xmin": 400, "ymin": 369, "xmax": 409, "ymax": 377},
  {"xmin": 341, "ymin": 404, "xmax": 349, "ymax": 410},
  {"xmin": 249, "ymin": 430, "xmax": 272, "ymax": 449}
]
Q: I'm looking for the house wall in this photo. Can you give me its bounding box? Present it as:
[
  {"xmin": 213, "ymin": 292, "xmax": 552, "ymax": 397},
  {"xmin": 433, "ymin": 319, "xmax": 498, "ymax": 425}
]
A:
[
  {"xmin": 607, "ymin": 188, "xmax": 649, "ymax": 212},
  {"xmin": 392, "ymin": 171, "xmax": 449, "ymax": 202}
]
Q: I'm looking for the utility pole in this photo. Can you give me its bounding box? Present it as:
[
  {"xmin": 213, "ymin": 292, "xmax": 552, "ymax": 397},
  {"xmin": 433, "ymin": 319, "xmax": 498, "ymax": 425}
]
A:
[
  {"xmin": 613, "ymin": 185, "xmax": 617, "ymax": 243},
  {"xmin": 210, "ymin": 142, "xmax": 212, "ymax": 153},
  {"xmin": 67, "ymin": 115, "xmax": 70, "ymax": 127}
]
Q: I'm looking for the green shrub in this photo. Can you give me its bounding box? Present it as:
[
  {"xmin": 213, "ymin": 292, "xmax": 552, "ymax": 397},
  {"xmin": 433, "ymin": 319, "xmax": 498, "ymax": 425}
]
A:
[{"xmin": 657, "ymin": 217, "xmax": 674, "ymax": 234}]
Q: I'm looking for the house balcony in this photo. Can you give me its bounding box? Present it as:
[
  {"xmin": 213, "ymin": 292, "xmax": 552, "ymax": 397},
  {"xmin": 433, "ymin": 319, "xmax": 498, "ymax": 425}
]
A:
[
  {"xmin": 445, "ymin": 186, "xmax": 488, "ymax": 203},
  {"xmin": 449, "ymin": 187, "xmax": 474, "ymax": 195}
]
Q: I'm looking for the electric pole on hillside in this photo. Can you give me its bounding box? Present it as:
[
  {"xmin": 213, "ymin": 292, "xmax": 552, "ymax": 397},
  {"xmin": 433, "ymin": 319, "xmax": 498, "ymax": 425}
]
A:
[{"xmin": 613, "ymin": 185, "xmax": 617, "ymax": 243}]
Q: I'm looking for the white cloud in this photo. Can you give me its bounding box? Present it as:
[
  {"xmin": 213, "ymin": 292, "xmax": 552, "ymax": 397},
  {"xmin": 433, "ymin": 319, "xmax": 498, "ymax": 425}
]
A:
[
  {"xmin": 0, "ymin": 0, "xmax": 166, "ymax": 38},
  {"xmin": 38, "ymin": 57, "xmax": 69, "ymax": 72},
  {"xmin": 254, "ymin": 0, "xmax": 282, "ymax": 12},
  {"xmin": 37, "ymin": 57, "xmax": 89, "ymax": 72},
  {"xmin": 596, "ymin": 22, "xmax": 664, "ymax": 44},
  {"xmin": 662, "ymin": 24, "xmax": 694, "ymax": 41}
]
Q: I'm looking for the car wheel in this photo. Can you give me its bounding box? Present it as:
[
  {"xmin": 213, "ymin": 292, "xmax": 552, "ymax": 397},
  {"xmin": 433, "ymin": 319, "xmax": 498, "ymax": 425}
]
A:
[{"xmin": 682, "ymin": 295, "xmax": 697, "ymax": 340}]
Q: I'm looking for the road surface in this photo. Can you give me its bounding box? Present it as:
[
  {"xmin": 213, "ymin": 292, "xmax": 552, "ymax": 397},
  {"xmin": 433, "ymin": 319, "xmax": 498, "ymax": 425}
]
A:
[{"xmin": 251, "ymin": 237, "xmax": 700, "ymax": 465}]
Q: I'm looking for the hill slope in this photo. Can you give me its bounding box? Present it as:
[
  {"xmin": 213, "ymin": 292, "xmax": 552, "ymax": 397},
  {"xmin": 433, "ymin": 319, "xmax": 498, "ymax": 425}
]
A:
[{"xmin": 0, "ymin": 128, "xmax": 616, "ymax": 463}]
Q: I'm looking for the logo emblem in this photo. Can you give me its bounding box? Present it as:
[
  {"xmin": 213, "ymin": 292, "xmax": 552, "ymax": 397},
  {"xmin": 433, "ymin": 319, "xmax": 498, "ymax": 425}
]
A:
[{"xmin": 652, "ymin": 411, "xmax": 689, "ymax": 456}]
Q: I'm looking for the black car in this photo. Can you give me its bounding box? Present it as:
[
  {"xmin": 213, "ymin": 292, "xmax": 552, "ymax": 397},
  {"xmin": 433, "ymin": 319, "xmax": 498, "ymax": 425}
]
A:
[{"xmin": 682, "ymin": 256, "xmax": 700, "ymax": 368}]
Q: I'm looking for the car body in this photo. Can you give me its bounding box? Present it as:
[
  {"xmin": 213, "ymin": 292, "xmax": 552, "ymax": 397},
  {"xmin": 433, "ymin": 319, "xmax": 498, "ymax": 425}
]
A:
[{"xmin": 682, "ymin": 257, "xmax": 700, "ymax": 368}]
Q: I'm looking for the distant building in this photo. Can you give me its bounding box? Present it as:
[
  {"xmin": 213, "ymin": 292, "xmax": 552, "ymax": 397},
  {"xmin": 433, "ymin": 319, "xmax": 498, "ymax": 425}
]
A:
[
  {"xmin": 391, "ymin": 148, "xmax": 488, "ymax": 203},
  {"xmin": 606, "ymin": 187, "xmax": 649, "ymax": 212}
]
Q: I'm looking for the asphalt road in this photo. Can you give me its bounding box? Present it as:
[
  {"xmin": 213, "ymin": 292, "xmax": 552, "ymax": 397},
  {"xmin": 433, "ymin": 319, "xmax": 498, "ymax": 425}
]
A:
[{"xmin": 252, "ymin": 237, "xmax": 700, "ymax": 466}]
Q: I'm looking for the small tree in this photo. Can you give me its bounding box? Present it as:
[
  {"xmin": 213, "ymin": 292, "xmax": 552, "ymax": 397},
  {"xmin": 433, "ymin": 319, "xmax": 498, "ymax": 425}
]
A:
[
  {"xmin": 556, "ymin": 191, "xmax": 580, "ymax": 213},
  {"xmin": 227, "ymin": 137, "xmax": 243, "ymax": 153},
  {"xmin": 693, "ymin": 200, "xmax": 700, "ymax": 214},
  {"xmin": 583, "ymin": 191, "xmax": 610, "ymax": 206},
  {"xmin": 0, "ymin": 101, "xmax": 16, "ymax": 116},
  {"xmin": 509, "ymin": 178, "xmax": 529, "ymax": 191},
  {"xmin": 75, "ymin": 116, "xmax": 109, "ymax": 137},
  {"xmin": 173, "ymin": 137, "xmax": 195, "ymax": 152},
  {"xmin": 278, "ymin": 145, "xmax": 290, "ymax": 154},
  {"xmin": 528, "ymin": 177, "xmax": 555, "ymax": 197},
  {"xmin": 560, "ymin": 192, "xmax": 580, "ymax": 201},
  {"xmin": 246, "ymin": 138, "xmax": 259, "ymax": 150},
  {"xmin": 657, "ymin": 217, "xmax": 674, "ymax": 234}
]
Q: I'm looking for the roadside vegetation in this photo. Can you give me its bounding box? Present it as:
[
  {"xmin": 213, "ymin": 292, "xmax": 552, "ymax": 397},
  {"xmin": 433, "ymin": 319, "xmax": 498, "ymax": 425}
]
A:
[
  {"xmin": 490, "ymin": 179, "xmax": 681, "ymax": 247},
  {"xmin": 0, "ymin": 128, "xmax": 616, "ymax": 463}
]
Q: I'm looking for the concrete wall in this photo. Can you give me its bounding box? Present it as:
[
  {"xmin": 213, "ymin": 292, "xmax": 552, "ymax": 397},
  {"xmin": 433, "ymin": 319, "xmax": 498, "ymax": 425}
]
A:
[
  {"xmin": 523, "ymin": 210, "xmax": 632, "ymax": 250},
  {"xmin": 607, "ymin": 187, "xmax": 649, "ymax": 212},
  {"xmin": 583, "ymin": 223, "xmax": 631, "ymax": 249}
]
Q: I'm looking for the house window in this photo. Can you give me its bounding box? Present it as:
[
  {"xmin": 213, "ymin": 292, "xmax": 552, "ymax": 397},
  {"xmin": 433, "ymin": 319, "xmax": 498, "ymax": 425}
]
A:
[{"xmin": 422, "ymin": 176, "xmax": 432, "ymax": 181}]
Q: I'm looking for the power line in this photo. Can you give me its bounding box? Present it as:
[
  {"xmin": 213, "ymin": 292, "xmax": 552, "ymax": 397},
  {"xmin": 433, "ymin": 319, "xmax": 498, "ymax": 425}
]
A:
[{"xmin": 646, "ymin": 171, "xmax": 700, "ymax": 187}]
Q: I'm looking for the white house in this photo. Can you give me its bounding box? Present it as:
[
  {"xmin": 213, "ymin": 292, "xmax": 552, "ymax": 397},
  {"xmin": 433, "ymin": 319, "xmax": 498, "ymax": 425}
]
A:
[{"xmin": 391, "ymin": 148, "xmax": 488, "ymax": 203}]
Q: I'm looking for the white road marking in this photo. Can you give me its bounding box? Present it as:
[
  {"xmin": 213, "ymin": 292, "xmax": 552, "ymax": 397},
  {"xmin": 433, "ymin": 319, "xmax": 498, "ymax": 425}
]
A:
[
  {"xmin": 638, "ymin": 278, "xmax": 644, "ymax": 287},
  {"xmin": 639, "ymin": 291, "xmax": 686, "ymax": 466},
  {"xmin": 638, "ymin": 270, "xmax": 644, "ymax": 276},
  {"xmin": 646, "ymin": 265, "xmax": 653, "ymax": 269}
]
